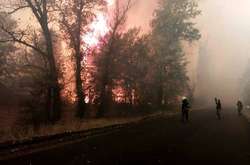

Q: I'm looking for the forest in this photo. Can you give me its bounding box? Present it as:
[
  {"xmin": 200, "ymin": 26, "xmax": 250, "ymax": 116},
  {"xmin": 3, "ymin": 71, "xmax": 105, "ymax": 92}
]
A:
[{"xmin": 0, "ymin": 0, "xmax": 200, "ymax": 140}]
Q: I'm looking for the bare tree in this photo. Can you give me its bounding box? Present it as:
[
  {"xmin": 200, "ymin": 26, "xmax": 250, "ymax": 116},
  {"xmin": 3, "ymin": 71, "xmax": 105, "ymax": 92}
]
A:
[
  {"xmin": 0, "ymin": 12, "xmax": 16, "ymax": 84},
  {"xmin": 0, "ymin": 1, "xmax": 62, "ymax": 122}
]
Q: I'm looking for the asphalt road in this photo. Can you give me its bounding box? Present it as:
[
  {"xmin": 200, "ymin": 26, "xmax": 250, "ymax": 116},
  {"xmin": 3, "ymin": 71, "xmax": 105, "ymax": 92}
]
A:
[{"xmin": 3, "ymin": 108, "xmax": 250, "ymax": 165}]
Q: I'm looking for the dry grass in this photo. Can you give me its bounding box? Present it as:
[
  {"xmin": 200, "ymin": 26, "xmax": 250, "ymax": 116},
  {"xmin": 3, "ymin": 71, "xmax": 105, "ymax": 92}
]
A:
[{"xmin": 0, "ymin": 111, "xmax": 178, "ymax": 143}]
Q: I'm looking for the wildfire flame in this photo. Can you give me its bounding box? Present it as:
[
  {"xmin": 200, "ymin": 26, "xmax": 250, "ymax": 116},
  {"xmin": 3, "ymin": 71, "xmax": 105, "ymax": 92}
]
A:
[
  {"xmin": 63, "ymin": 0, "xmax": 115, "ymax": 103},
  {"xmin": 83, "ymin": 13, "xmax": 109, "ymax": 47},
  {"xmin": 82, "ymin": 0, "xmax": 114, "ymax": 48}
]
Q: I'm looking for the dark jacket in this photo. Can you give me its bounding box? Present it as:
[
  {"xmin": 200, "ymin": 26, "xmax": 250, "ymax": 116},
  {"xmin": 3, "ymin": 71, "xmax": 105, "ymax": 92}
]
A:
[{"xmin": 182, "ymin": 99, "xmax": 190, "ymax": 111}]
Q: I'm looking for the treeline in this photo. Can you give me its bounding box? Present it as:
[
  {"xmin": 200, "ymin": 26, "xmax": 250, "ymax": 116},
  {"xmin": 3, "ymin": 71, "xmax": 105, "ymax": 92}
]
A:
[{"xmin": 0, "ymin": 0, "xmax": 200, "ymax": 125}]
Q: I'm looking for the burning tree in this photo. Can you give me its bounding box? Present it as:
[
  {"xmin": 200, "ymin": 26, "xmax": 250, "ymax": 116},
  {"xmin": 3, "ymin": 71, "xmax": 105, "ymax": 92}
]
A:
[
  {"xmin": 92, "ymin": 0, "xmax": 133, "ymax": 117},
  {"xmin": 93, "ymin": 28, "xmax": 149, "ymax": 115},
  {"xmin": 53, "ymin": 0, "xmax": 106, "ymax": 118}
]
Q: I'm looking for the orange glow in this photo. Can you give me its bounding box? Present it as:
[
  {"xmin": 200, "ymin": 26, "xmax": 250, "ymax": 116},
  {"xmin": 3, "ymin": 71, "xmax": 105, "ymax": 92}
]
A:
[
  {"xmin": 82, "ymin": 12, "xmax": 110, "ymax": 47},
  {"xmin": 82, "ymin": 0, "xmax": 114, "ymax": 48},
  {"xmin": 62, "ymin": 0, "xmax": 115, "ymax": 103},
  {"xmin": 62, "ymin": 0, "xmax": 114, "ymax": 103},
  {"xmin": 106, "ymin": 0, "xmax": 114, "ymax": 6}
]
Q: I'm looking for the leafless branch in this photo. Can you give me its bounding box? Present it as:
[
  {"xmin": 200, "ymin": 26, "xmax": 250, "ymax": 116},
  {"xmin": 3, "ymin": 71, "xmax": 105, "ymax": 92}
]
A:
[
  {"xmin": 7, "ymin": 5, "xmax": 29, "ymax": 14},
  {"xmin": 0, "ymin": 23, "xmax": 47, "ymax": 56}
]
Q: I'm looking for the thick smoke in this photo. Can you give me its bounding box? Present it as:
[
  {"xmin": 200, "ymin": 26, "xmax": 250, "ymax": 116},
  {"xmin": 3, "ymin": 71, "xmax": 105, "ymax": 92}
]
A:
[
  {"xmin": 127, "ymin": 0, "xmax": 250, "ymax": 107},
  {"xmin": 195, "ymin": 0, "xmax": 250, "ymax": 106},
  {"xmin": 126, "ymin": 0, "xmax": 158, "ymax": 32}
]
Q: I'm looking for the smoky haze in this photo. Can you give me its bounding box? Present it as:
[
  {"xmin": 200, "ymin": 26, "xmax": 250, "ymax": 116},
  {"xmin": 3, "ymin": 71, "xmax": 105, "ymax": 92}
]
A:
[
  {"xmin": 126, "ymin": 0, "xmax": 250, "ymax": 107},
  {"xmin": 126, "ymin": 0, "xmax": 157, "ymax": 32},
  {"xmin": 195, "ymin": 0, "xmax": 250, "ymax": 106}
]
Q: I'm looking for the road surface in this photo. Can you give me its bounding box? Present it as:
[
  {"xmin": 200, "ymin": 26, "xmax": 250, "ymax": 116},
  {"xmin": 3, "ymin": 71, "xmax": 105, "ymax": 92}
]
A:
[{"xmin": 2, "ymin": 108, "xmax": 250, "ymax": 165}]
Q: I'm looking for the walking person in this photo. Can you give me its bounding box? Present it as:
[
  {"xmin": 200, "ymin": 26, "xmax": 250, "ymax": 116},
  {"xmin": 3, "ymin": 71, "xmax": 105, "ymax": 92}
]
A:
[
  {"xmin": 237, "ymin": 100, "xmax": 243, "ymax": 116},
  {"xmin": 182, "ymin": 97, "xmax": 190, "ymax": 122},
  {"xmin": 215, "ymin": 98, "xmax": 222, "ymax": 120}
]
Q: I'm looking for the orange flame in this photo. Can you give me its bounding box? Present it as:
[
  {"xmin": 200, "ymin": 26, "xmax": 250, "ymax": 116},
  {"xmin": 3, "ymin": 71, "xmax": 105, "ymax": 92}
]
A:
[
  {"xmin": 62, "ymin": 0, "xmax": 115, "ymax": 103},
  {"xmin": 82, "ymin": 0, "xmax": 114, "ymax": 48}
]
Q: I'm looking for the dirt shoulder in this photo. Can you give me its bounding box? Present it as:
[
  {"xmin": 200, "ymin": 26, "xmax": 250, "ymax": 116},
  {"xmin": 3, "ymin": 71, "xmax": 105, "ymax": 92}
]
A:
[{"xmin": 0, "ymin": 110, "xmax": 178, "ymax": 161}]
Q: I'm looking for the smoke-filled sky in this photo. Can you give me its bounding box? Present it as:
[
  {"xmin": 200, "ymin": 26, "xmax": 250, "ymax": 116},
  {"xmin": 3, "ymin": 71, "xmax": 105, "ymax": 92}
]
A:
[
  {"xmin": 126, "ymin": 0, "xmax": 157, "ymax": 32},
  {"xmin": 196, "ymin": 0, "xmax": 250, "ymax": 105},
  {"xmin": 127, "ymin": 0, "xmax": 250, "ymax": 105}
]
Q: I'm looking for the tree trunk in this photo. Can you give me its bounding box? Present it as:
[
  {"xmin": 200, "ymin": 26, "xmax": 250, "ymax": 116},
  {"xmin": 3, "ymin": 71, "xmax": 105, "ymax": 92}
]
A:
[
  {"xmin": 97, "ymin": 40, "xmax": 113, "ymax": 117},
  {"xmin": 156, "ymin": 65, "xmax": 164, "ymax": 109},
  {"xmin": 97, "ymin": 84, "xmax": 107, "ymax": 117},
  {"xmin": 43, "ymin": 24, "xmax": 61, "ymax": 122},
  {"xmin": 47, "ymin": 84, "xmax": 61, "ymax": 122},
  {"xmin": 97, "ymin": 60, "xmax": 114, "ymax": 117},
  {"xmin": 157, "ymin": 83, "xmax": 164, "ymax": 108},
  {"xmin": 97, "ymin": 73, "xmax": 111, "ymax": 117},
  {"xmin": 75, "ymin": 0, "xmax": 86, "ymax": 118},
  {"xmin": 75, "ymin": 49, "xmax": 86, "ymax": 118}
]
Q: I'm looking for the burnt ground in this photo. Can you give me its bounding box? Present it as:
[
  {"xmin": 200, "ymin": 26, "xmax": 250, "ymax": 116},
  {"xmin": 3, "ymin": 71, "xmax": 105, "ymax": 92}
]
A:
[{"xmin": 2, "ymin": 108, "xmax": 250, "ymax": 165}]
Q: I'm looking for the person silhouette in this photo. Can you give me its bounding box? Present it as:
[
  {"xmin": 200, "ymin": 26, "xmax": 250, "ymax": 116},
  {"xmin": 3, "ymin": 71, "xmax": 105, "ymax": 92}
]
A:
[
  {"xmin": 215, "ymin": 98, "xmax": 222, "ymax": 120},
  {"xmin": 237, "ymin": 100, "xmax": 243, "ymax": 116},
  {"xmin": 182, "ymin": 97, "xmax": 190, "ymax": 122}
]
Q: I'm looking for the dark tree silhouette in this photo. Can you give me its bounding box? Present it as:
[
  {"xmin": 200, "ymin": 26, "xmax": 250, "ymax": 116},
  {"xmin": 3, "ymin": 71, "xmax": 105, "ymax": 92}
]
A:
[
  {"xmin": 93, "ymin": 0, "xmax": 132, "ymax": 117},
  {"xmin": 0, "ymin": 1, "xmax": 62, "ymax": 122},
  {"xmin": 151, "ymin": 0, "xmax": 201, "ymax": 108}
]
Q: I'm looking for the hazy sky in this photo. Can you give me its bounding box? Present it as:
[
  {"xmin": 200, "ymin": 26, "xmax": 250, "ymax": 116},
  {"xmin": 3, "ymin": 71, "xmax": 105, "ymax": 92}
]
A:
[
  {"xmin": 127, "ymin": 0, "xmax": 250, "ymax": 105},
  {"xmin": 126, "ymin": 0, "xmax": 157, "ymax": 32},
  {"xmin": 196, "ymin": 0, "xmax": 250, "ymax": 104}
]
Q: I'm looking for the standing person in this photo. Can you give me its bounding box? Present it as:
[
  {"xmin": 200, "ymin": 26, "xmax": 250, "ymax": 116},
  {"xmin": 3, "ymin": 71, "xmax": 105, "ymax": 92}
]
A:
[
  {"xmin": 237, "ymin": 100, "xmax": 243, "ymax": 116},
  {"xmin": 182, "ymin": 97, "xmax": 190, "ymax": 122},
  {"xmin": 215, "ymin": 97, "xmax": 218, "ymax": 105},
  {"xmin": 215, "ymin": 99, "xmax": 222, "ymax": 120}
]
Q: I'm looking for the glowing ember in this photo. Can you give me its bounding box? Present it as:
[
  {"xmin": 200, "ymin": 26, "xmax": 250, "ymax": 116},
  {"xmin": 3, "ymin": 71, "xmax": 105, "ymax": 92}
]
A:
[{"xmin": 82, "ymin": 0, "xmax": 114, "ymax": 48}]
